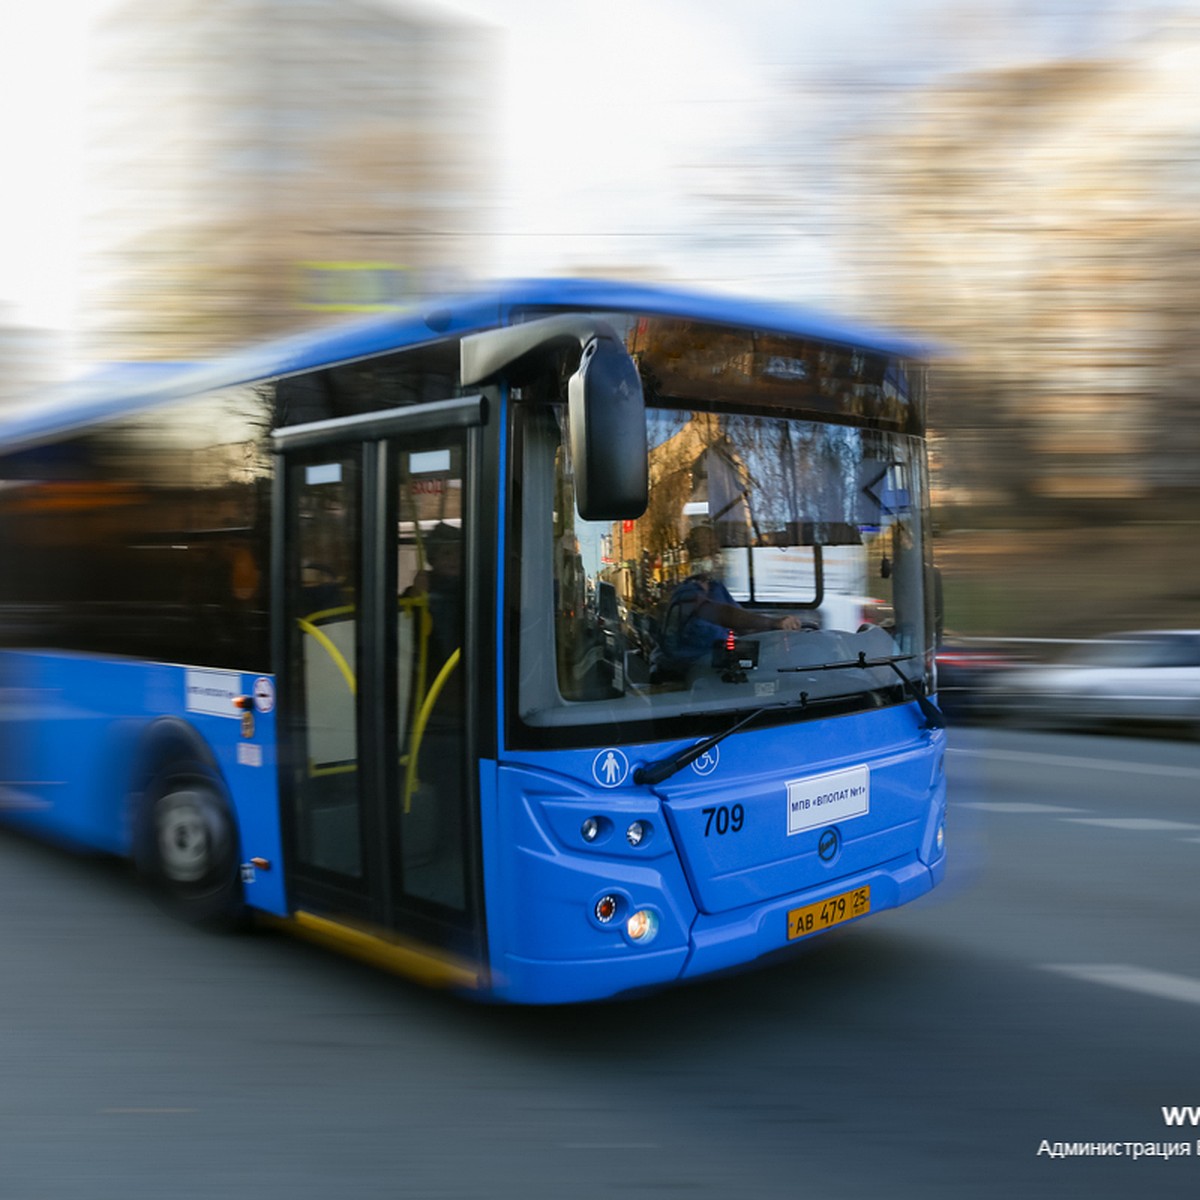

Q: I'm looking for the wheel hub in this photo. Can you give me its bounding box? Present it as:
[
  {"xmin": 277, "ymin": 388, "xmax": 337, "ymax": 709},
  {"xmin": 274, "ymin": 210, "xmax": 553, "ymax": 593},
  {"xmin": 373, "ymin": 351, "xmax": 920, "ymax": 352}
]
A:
[{"xmin": 156, "ymin": 792, "xmax": 210, "ymax": 883}]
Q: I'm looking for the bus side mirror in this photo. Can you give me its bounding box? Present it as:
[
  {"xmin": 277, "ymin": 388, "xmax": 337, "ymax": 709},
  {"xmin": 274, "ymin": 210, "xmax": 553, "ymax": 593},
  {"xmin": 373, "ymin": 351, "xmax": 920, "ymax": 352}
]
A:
[
  {"xmin": 460, "ymin": 314, "xmax": 649, "ymax": 521},
  {"xmin": 568, "ymin": 335, "xmax": 648, "ymax": 521}
]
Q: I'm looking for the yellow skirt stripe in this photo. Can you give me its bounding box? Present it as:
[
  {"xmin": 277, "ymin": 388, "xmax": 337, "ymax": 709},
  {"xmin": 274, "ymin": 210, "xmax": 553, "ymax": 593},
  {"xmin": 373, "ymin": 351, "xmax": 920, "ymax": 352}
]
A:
[{"xmin": 281, "ymin": 910, "xmax": 481, "ymax": 991}]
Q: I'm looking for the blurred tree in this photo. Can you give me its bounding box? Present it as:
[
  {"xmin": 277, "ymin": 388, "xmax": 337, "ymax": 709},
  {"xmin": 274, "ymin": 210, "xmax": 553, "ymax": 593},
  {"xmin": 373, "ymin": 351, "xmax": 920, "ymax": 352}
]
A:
[{"xmin": 839, "ymin": 37, "xmax": 1200, "ymax": 527}]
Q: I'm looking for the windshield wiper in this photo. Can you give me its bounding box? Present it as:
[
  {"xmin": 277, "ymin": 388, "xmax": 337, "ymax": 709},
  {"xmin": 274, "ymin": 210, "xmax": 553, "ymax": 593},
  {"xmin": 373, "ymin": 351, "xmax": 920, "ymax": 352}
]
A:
[
  {"xmin": 778, "ymin": 652, "xmax": 946, "ymax": 730},
  {"xmin": 634, "ymin": 654, "xmax": 942, "ymax": 789},
  {"xmin": 633, "ymin": 700, "xmax": 800, "ymax": 787}
]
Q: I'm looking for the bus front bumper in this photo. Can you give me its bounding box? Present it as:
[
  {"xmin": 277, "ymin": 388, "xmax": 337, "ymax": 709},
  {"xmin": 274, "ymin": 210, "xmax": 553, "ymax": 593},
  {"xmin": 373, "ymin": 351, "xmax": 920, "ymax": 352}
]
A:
[{"xmin": 493, "ymin": 852, "xmax": 942, "ymax": 1004}]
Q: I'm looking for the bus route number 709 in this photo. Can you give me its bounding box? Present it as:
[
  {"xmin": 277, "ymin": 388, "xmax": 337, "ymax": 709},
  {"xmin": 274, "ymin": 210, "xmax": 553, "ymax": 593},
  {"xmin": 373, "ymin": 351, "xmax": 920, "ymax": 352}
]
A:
[{"xmin": 702, "ymin": 804, "xmax": 744, "ymax": 836}]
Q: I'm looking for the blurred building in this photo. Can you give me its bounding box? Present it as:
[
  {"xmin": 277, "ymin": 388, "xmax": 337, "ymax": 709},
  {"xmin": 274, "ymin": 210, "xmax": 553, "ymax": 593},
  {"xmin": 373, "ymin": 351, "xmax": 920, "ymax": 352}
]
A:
[
  {"xmin": 80, "ymin": 0, "xmax": 493, "ymax": 361},
  {"xmin": 0, "ymin": 314, "xmax": 61, "ymax": 411},
  {"xmin": 843, "ymin": 19, "xmax": 1200, "ymax": 514}
]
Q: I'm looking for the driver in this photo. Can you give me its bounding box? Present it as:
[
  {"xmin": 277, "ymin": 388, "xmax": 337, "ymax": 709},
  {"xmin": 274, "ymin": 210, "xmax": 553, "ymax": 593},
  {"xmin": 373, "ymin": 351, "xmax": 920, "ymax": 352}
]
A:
[{"xmin": 653, "ymin": 525, "xmax": 807, "ymax": 675}]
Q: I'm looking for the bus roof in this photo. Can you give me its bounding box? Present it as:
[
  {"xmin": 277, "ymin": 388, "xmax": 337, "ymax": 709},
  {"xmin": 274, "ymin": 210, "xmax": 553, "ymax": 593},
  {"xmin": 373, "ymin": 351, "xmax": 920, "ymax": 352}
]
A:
[{"xmin": 0, "ymin": 278, "xmax": 932, "ymax": 454}]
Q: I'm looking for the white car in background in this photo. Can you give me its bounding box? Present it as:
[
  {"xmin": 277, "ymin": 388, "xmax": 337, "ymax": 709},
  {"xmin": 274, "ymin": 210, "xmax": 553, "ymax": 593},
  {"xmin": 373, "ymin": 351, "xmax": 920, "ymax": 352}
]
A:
[{"xmin": 996, "ymin": 630, "xmax": 1200, "ymax": 734}]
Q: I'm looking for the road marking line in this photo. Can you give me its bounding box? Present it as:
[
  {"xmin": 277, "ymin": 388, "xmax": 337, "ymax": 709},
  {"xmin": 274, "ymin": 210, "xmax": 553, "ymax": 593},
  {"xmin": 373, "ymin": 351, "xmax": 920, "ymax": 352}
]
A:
[
  {"xmin": 100, "ymin": 1108, "xmax": 198, "ymax": 1114},
  {"xmin": 948, "ymin": 747, "xmax": 1200, "ymax": 780},
  {"xmin": 1062, "ymin": 817, "xmax": 1200, "ymax": 832},
  {"xmin": 1043, "ymin": 964, "xmax": 1200, "ymax": 1007},
  {"xmin": 957, "ymin": 802, "xmax": 1086, "ymax": 813},
  {"xmin": 561, "ymin": 1143, "xmax": 660, "ymax": 1150}
]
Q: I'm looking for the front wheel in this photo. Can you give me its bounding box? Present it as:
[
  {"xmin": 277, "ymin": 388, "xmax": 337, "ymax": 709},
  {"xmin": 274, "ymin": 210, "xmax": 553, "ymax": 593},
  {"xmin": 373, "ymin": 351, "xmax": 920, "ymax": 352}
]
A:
[{"xmin": 138, "ymin": 767, "xmax": 243, "ymax": 923}]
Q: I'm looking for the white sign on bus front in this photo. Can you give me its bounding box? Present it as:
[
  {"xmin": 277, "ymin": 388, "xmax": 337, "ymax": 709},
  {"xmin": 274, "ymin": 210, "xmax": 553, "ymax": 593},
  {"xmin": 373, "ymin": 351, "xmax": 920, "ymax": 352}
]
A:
[{"xmin": 786, "ymin": 764, "xmax": 870, "ymax": 836}]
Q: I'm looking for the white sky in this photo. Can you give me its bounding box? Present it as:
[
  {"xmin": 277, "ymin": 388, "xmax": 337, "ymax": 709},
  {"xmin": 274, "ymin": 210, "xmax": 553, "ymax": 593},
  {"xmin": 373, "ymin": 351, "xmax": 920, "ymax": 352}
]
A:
[
  {"xmin": 0, "ymin": 0, "xmax": 1181, "ymax": 335},
  {"xmin": 0, "ymin": 11, "xmax": 91, "ymax": 329}
]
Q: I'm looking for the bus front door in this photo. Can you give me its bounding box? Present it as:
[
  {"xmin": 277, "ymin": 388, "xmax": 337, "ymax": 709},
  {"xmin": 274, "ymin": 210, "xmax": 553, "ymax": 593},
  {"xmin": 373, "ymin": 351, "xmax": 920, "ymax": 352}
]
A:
[{"xmin": 274, "ymin": 404, "xmax": 485, "ymax": 985}]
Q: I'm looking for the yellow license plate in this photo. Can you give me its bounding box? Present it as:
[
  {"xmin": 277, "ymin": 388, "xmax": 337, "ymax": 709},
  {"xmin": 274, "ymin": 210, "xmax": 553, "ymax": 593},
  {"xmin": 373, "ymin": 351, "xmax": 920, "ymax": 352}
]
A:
[{"xmin": 787, "ymin": 886, "xmax": 871, "ymax": 940}]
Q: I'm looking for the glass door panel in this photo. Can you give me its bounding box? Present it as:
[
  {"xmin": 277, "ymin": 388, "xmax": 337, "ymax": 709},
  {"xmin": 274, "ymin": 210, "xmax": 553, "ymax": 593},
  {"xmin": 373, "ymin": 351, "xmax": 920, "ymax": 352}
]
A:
[
  {"xmin": 395, "ymin": 440, "xmax": 467, "ymax": 913},
  {"xmin": 286, "ymin": 451, "xmax": 365, "ymax": 882},
  {"xmin": 276, "ymin": 402, "xmax": 483, "ymax": 955}
]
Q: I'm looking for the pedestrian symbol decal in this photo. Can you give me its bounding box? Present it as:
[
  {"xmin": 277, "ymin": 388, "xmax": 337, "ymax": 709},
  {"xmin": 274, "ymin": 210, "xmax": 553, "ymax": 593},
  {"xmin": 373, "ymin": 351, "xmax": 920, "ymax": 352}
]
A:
[{"xmin": 592, "ymin": 748, "xmax": 630, "ymax": 788}]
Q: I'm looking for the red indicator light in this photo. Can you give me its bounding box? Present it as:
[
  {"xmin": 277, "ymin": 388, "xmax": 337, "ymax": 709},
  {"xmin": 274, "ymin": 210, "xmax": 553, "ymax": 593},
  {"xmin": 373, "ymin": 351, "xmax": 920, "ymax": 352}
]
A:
[
  {"xmin": 594, "ymin": 895, "xmax": 619, "ymax": 924},
  {"xmin": 725, "ymin": 628, "xmax": 736, "ymax": 651}
]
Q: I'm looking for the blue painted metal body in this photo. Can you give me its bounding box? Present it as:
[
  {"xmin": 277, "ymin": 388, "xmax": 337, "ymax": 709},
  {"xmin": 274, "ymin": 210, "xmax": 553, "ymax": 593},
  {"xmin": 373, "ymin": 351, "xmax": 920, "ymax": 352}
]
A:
[
  {"xmin": 485, "ymin": 705, "xmax": 946, "ymax": 1004},
  {"xmin": 0, "ymin": 650, "xmax": 287, "ymax": 917},
  {"xmin": 0, "ymin": 642, "xmax": 944, "ymax": 1003}
]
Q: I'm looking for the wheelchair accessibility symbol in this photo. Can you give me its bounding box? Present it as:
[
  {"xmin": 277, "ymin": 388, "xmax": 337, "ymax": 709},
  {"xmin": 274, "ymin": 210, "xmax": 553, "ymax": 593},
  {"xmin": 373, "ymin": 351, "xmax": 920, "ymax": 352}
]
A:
[
  {"xmin": 691, "ymin": 744, "xmax": 720, "ymax": 776},
  {"xmin": 592, "ymin": 748, "xmax": 630, "ymax": 788}
]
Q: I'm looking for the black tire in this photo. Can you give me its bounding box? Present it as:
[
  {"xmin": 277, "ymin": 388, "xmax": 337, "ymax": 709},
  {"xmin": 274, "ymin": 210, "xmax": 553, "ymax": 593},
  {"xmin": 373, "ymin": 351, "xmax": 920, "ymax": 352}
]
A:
[{"xmin": 137, "ymin": 763, "xmax": 243, "ymax": 924}]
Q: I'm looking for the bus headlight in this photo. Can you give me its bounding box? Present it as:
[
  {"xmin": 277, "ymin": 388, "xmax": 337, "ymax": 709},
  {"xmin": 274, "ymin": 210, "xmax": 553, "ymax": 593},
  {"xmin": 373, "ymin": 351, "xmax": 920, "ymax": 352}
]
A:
[
  {"xmin": 626, "ymin": 820, "xmax": 646, "ymax": 847},
  {"xmin": 626, "ymin": 909, "xmax": 659, "ymax": 944}
]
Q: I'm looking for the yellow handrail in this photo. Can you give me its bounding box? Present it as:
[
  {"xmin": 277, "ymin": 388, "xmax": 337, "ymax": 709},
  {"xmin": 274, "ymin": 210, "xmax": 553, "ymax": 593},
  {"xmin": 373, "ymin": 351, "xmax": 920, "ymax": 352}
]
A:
[
  {"xmin": 299, "ymin": 596, "xmax": 445, "ymax": 799},
  {"xmin": 302, "ymin": 603, "xmax": 356, "ymax": 624},
  {"xmin": 403, "ymin": 647, "xmax": 461, "ymax": 814},
  {"xmin": 296, "ymin": 616, "xmax": 356, "ymax": 695},
  {"xmin": 397, "ymin": 594, "xmax": 431, "ymax": 730}
]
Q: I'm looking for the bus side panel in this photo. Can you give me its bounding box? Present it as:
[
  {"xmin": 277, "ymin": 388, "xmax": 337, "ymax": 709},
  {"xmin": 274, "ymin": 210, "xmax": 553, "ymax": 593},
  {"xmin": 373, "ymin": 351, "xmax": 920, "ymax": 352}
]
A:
[
  {"xmin": 182, "ymin": 667, "xmax": 288, "ymax": 918},
  {"xmin": 0, "ymin": 649, "xmax": 145, "ymax": 852},
  {"xmin": 0, "ymin": 649, "xmax": 287, "ymax": 916}
]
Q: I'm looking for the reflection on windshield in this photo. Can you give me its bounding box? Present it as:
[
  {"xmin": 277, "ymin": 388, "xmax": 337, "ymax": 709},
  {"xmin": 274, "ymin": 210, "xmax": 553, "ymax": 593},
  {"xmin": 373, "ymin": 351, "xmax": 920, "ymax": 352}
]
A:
[{"xmin": 518, "ymin": 407, "xmax": 932, "ymax": 732}]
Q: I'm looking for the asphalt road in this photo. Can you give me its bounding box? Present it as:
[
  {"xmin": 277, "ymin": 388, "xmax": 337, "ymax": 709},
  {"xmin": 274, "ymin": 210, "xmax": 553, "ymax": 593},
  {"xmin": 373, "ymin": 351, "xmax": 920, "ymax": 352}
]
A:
[{"xmin": 3, "ymin": 726, "xmax": 1200, "ymax": 1199}]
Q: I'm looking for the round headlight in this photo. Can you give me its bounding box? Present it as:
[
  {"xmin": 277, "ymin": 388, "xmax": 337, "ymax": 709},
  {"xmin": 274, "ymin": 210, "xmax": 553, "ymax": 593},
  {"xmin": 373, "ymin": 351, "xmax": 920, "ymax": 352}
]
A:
[
  {"xmin": 581, "ymin": 817, "xmax": 601, "ymax": 843},
  {"xmin": 626, "ymin": 820, "xmax": 646, "ymax": 847},
  {"xmin": 594, "ymin": 894, "xmax": 619, "ymax": 924},
  {"xmin": 626, "ymin": 909, "xmax": 659, "ymax": 943}
]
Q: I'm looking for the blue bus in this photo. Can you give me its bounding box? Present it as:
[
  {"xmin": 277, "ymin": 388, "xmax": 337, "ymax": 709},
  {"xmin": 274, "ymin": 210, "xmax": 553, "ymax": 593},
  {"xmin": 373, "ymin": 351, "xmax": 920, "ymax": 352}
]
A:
[{"xmin": 0, "ymin": 278, "xmax": 946, "ymax": 1003}]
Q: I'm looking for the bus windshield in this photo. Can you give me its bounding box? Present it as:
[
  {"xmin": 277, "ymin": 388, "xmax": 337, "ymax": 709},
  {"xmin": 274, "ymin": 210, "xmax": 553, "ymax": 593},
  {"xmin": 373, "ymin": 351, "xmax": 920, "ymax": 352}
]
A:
[{"xmin": 512, "ymin": 317, "xmax": 933, "ymax": 741}]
